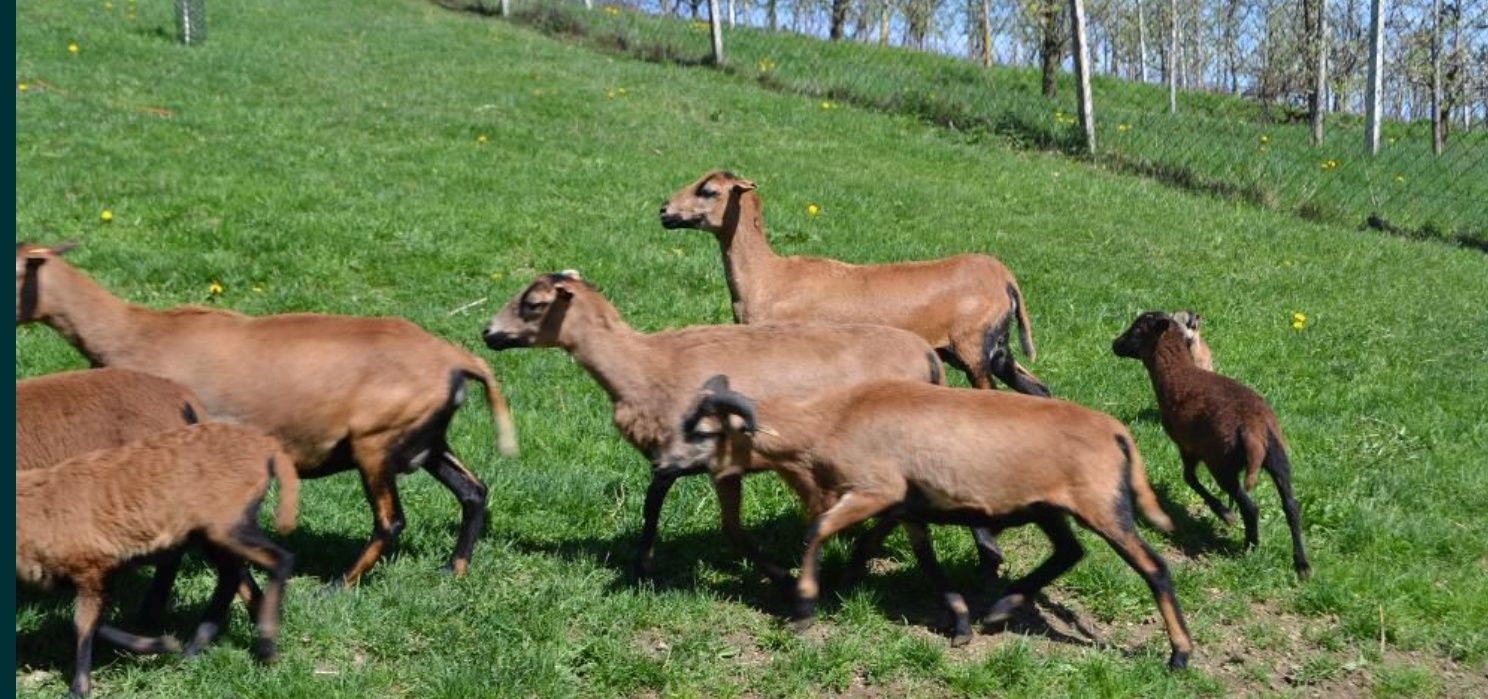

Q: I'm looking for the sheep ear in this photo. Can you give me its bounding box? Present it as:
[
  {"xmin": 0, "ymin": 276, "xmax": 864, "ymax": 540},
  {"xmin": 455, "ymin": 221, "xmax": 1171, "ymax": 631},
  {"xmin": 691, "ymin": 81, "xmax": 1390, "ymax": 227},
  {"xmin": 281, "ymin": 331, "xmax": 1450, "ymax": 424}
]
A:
[
  {"xmin": 732, "ymin": 178, "xmax": 756, "ymax": 192},
  {"xmin": 1188, "ymin": 313, "xmax": 1202, "ymax": 330},
  {"xmin": 701, "ymin": 375, "xmax": 730, "ymax": 394},
  {"xmin": 49, "ymin": 241, "xmax": 79, "ymax": 256}
]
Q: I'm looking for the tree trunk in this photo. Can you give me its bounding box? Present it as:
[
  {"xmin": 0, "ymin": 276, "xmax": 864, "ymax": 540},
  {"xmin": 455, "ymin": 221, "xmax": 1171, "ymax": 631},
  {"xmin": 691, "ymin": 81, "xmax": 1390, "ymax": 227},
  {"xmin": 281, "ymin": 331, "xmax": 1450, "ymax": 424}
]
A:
[
  {"xmin": 766, "ymin": 0, "xmax": 777, "ymax": 31},
  {"xmin": 1136, "ymin": 0, "xmax": 1149, "ymax": 83},
  {"xmin": 879, "ymin": 1, "xmax": 889, "ymax": 46},
  {"xmin": 979, "ymin": 0, "xmax": 992, "ymax": 67},
  {"xmin": 1167, "ymin": 0, "xmax": 1177, "ymax": 114},
  {"xmin": 830, "ymin": 0, "xmax": 849, "ymax": 39},
  {"xmin": 1039, "ymin": 0, "xmax": 1061, "ymax": 99},
  {"xmin": 708, "ymin": 0, "xmax": 724, "ymax": 64},
  {"xmin": 1070, "ymin": 0, "xmax": 1095, "ymax": 154},
  {"xmin": 1308, "ymin": 0, "xmax": 1327, "ymax": 146}
]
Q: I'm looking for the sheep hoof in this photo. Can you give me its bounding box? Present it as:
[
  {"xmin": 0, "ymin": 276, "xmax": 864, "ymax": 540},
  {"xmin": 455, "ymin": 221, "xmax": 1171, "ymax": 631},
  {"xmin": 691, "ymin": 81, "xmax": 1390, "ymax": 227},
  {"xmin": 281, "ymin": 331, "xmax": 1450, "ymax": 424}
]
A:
[
  {"xmin": 949, "ymin": 631, "xmax": 973, "ymax": 647},
  {"xmin": 438, "ymin": 560, "xmax": 469, "ymax": 577},
  {"xmin": 630, "ymin": 560, "xmax": 656, "ymax": 583},
  {"xmin": 982, "ymin": 593, "xmax": 1027, "ymax": 626},
  {"xmin": 788, "ymin": 616, "xmax": 815, "ymax": 633},
  {"xmin": 159, "ymin": 635, "xmax": 183, "ymax": 654},
  {"xmin": 1295, "ymin": 563, "xmax": 1312, "ymax": 581},
  {"xmin": 252, "ymin": 639, "xmax": 279, "ymax": 664},
  {"xmin": 1219, "ymin": 511, "xmax": 1237, "ymax": 526},
  {"xmin": 1167, "ymin": 650, "xmax": 1190, "ymax": 670}
]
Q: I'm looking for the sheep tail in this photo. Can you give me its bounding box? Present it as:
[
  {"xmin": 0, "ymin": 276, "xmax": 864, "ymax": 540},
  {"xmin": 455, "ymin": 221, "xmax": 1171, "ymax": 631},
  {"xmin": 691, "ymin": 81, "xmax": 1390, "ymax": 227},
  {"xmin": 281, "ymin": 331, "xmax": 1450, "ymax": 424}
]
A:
[
  {"xmin": 461, "ymin": 357, "xmax": 519, "ymax": 458},
  {"xmin": 1007, "ymin": 282, "xmax": 1037, "ymax": 361},
  {"xmin": 269, "ymin": 450, "xmax": 300, "ymax": 535},
  {"xmin": 1118, "ymin": 434, "xmax": 1172, "ymax": 532}
]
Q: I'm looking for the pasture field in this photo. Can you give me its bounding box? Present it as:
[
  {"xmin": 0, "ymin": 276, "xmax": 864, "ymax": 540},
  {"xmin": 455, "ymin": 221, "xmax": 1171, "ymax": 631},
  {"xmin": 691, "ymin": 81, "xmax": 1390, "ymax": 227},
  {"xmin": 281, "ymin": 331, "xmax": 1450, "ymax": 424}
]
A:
[
  {"xmin": 487, "ymin": 1, "xmax": 1488, "ymax": 247},
  {"xmin": 14, "ymin": 0, "xmax": 1488, "ymax": 696}
]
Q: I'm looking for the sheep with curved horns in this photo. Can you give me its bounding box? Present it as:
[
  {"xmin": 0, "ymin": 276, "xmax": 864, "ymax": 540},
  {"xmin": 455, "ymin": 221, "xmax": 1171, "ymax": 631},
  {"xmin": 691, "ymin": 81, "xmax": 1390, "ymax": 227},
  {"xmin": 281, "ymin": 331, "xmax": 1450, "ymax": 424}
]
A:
[
  {"xmin": 660, "ymin": 375, "xmax": 1192, "ymax": 669},
  {"xmin": 658, "ymin": 170, "xmax": 1049, "ymax": 396},
  {"xmin": 480, "ymin": 271, "xmax": 1006, "ymax": 587},
  {"xmin": 15, "ymin": 242, "xmax": 517, "ymax": 586},
  {"xmin": 16, "ymin": 423, "xmax": 298, "ymax": 697},
  {"xmin": 1113, "ymin": 311, "xmax": 1309, "ymax": 577}
]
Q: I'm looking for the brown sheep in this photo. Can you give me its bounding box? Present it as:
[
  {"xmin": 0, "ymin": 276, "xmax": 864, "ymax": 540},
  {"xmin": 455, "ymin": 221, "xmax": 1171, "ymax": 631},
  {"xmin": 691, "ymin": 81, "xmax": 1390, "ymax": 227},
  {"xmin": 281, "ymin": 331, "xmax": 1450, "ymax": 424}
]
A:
[
  {"xmin": 659, "ymin": 376, "xmax": 1191, "ymax": 668},
  {"xmin": 15, "ymin": 242, "xmax": 516, "ymax": 586},
  {"xmin": 1113, "ymin": 311, "xmax": 1309, "ymax": 577},
  {"xmin": 15, "ymin": 423, "xmax": 299, "ymax": 697},
  {"xmin": 481, "ymin": 271, "xmax": 1004, "ymax": 586},
  {"xmin": 16, "ymin": 367, "xmax": 236, "ymax": 627},
  {"xmin": 658, "ymin": 170, "xmax": 1048, "ymax": 396}
]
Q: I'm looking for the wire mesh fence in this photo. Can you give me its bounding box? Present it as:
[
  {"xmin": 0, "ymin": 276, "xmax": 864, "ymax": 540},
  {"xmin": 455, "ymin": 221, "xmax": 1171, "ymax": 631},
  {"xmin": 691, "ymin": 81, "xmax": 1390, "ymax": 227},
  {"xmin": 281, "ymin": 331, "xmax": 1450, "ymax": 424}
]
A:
[{"xmin": 478, "ymin": 0, "xmax": 1487, "ymax": 245}]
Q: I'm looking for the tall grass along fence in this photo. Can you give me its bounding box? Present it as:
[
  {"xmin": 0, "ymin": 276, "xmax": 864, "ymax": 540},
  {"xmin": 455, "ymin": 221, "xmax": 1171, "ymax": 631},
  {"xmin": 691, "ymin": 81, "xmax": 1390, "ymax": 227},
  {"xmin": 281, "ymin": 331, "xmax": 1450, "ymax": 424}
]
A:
[{"xmin": 448, "ymin": 0, "xmax": 1487, "ymax": 250}]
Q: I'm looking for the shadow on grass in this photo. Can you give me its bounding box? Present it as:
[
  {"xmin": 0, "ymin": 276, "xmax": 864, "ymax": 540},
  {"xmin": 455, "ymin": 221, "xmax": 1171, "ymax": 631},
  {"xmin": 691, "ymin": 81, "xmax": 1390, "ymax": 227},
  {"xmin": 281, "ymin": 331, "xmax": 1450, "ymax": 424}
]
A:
[
  {"xmin": 1151, "ymin": 480, "xmax": 1243, "ymax": 561},
  {"xmin": 509, "ymin": 507, "xmax": 1103, "ymax": 649}
]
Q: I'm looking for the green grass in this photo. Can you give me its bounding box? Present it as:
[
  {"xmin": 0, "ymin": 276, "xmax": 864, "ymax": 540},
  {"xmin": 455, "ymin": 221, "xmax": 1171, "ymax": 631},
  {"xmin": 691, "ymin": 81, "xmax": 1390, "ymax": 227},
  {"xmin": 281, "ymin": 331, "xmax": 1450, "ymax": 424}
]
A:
[
  {"xmin": 487, "ymin": 2, "xmax": 1488, "ymax": 247},
  {"xmin": 14, "ymin": 0, "xmax": 1488, "ymax": 696}
]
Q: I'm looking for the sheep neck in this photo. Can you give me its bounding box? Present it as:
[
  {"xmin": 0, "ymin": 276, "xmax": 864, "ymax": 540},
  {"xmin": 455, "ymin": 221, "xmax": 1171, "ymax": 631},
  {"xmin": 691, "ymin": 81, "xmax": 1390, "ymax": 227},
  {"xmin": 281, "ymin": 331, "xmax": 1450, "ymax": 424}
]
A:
[
  {"xmin": 557, "ymin": 292, "xmax": 656, "ymax": 407},
  {"xmin": 714, "ymin": 190, "xmax": 780, "ymax": 323},
  {"xmin": 40, "ymin": 265, "xmax": 159, "ymax": 368},
  {"xmin": 1142, "ymin": 330, "xmax": 1201, "ymax": 400}
]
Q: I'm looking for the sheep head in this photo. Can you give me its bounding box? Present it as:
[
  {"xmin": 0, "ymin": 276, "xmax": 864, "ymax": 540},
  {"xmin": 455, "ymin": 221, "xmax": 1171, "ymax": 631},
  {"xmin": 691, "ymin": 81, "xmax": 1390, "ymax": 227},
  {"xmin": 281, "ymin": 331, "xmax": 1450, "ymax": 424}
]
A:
[{"xmin": 658, "ymin": 170, "xmax": 756, "ymax": 234}]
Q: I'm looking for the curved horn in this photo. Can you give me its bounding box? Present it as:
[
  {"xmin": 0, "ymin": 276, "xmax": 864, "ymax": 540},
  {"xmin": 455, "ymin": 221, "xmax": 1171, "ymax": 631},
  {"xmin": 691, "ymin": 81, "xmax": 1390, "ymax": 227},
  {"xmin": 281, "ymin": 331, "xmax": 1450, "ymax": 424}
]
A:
[{"xmin": 704, "ymin": 390, "xmax": 758, "ymax": 434}]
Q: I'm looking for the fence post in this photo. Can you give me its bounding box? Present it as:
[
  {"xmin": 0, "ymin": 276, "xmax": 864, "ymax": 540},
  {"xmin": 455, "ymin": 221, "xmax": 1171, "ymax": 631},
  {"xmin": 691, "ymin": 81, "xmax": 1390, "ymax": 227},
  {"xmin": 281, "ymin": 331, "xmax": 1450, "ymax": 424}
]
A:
[
  {"xmin": 1432, "ymin": 0, "xmax": 1443, "ymax": 155},
  {"xmin": 1070, "ymin": 0, "xmax": 1095, "ymax": 154},
  {"xmin": 1167, "ymin": 0, "xmax": 1178, "ymax": 114},
  {"xmin": 175, "ymin": 0, "xmax": 206, "ymax": 45},
  {"xmin": 1309, "ymin": 0, "xmax": 1327, "ymax": 146},
  {"xmin": 1136, "ymin": 0, "xmax": 1149, "ymax": 83},
  {"xmin": 1364, "ymin": 0, "xmax": 1383, "ymax": 155},
  {"xmin": 708, "ymin": 0, "xmax": 725, "ymax": 65},
  {"xmin": 500, "ymin": 0, "xmax": 509, "ymax": 17}
]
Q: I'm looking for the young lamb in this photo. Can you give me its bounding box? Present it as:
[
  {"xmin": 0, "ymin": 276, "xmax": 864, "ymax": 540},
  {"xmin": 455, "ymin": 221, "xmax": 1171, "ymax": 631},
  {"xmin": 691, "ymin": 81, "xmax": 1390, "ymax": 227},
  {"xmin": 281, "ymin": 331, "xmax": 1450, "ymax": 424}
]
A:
[
  {"xmin": 15, "ymin": 242, "xmax": 517, "ymax": 586},
  {"xmin": 15, "ymin": 423, "xmax": 299, "ymax": 697},
  {"xmin": 1113, "ymin": 311, "xmax": 1309, "ymax": 577},
  {"xmin": 1169, "ymin": 310, "xmax": 1214, "ymax": 371},
  {"xmin": 661, "ymin": 376, "xmax": 1192, "ymax": 669},
  {"xmin": 658, "ymin": 170, "xmax": 1049, "ymax": 396},
  {"xmin": 16, "ymin": 367, "xmax": 236, "ymax": 627},
  {"xmin": 480, "ymin": 271, "xmax": 1004, "ymax": 587}
]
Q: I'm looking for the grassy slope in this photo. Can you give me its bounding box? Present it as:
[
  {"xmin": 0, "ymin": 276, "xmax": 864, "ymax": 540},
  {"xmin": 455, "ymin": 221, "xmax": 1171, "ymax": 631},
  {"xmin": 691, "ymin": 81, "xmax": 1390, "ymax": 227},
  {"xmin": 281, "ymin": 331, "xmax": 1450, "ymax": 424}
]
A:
[
  {"xmin": 14, "ymin": 0, "xmax": 1488, "ymax": 696},
  {"xmin": 499, "ymin": 3, "xmax": 1488, "ymax": 245}
]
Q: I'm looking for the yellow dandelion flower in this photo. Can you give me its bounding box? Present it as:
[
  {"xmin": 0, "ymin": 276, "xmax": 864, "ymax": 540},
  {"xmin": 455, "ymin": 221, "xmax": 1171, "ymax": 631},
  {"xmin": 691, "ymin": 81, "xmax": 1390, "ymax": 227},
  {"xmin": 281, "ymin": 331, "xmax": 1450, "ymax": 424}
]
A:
[
  {"xmin": 1292, "ymin": 312, "xmax": 1306, "ymax": 323},
  {"xmin": 819, "ymin": 101, "xmax": 833, "ymax": 110},
  {"xmin": 1393, "ymin": 174, "xmax": 1405, "ymax": 184},
  {"xmin": 104, "ymin": 1, "xmax": 113, "ymax": 9},
  {"xmin": 1259, "ymin": 134, "xmax": 1270, "ymax": 145},
  {"xmin": 603, "ymin": 5, "xmax": 620, "ymax": 15},
  {"xmin": 67, "ymin": 41, "xmax": 79, "ymax": 55},
  {"xmin": 99, "ymin": 209, "xmax": 113, "ymax": 223},
  {"xmin": 617, "ymin": 87, "xmax": 627, "ymax": 96},
  {"xmin": 476, "ymin": 134, "xmax": 488, "ymax": 144},
  {"xmin": 252, "ymin": 285, "xmax": 264, "ymax": 294},
  {"xmin": 208, "ymin": 281, "xmax": 224, "ymax": 296},
  {"xmin": 17, "ymin": 82, "xmax": 28, "ymax": 92},
  {"xmin": 1117, "ymin": 123, "xmax": 1130, "ymax": 132},
  {"xmin": 1292, "ymin": 320, "xmax": 1305, "ymax": 331},
  {"xmin": 606, "ymin": 89, "xmax": 615, "ymax": 99},
  {"xmin": 806, "ymin": 203, "xmax": 820, "ymax": 217}
]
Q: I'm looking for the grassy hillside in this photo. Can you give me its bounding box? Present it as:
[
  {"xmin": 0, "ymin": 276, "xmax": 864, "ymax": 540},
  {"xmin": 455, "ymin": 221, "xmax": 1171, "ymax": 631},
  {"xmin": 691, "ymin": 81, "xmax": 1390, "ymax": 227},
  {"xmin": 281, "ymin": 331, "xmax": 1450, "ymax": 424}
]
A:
[
  {"xmin": 486, "ymin": 2, "xmax": 1488, "ymax": 247},
  {"xmin": 14, "ymin": 0, "xmax": 1488, "ymax": 696}
]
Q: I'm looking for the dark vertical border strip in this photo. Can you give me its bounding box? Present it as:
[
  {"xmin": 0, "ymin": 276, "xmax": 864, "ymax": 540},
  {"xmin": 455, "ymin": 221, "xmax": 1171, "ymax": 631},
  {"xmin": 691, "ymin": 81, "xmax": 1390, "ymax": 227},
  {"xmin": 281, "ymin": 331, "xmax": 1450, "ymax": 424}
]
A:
[{"xmin": 6, "ymin": 0, "xmax": 21, "ymax": 678}]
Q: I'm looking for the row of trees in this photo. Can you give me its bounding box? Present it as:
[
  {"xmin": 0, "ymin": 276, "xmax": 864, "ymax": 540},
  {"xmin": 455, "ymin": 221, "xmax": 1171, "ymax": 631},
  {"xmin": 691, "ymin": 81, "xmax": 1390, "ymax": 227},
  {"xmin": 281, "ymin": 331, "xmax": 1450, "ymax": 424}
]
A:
[{"xmin": 645, "ymin": 0, "xmax": 1486, "ymax": 135}]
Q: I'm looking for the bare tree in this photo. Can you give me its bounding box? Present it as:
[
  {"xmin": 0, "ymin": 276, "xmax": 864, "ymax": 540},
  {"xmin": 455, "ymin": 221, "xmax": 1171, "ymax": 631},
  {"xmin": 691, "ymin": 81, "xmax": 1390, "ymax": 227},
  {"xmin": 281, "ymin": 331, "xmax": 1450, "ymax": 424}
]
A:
[
  {"xmin": 1037, "ymin": 0, "xmax": 1066, "ymax": 98},
  {"xmin": 831, "ymin": 0, "xmax": 850, "ymax": 38}
]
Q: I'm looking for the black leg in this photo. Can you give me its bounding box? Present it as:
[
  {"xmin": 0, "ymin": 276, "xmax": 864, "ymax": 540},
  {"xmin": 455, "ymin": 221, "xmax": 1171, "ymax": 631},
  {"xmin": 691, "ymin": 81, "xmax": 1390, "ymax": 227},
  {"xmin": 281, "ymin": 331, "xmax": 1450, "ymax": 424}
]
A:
[
  {"xmin": 1218, "ymin": 468, "xmax": 1259, "ymax": 550},
  {"xmin": 904, "ymin": 523, "xmax": 973, "ymax": 646},
  {"xmin": 1184, "ymin": 456, "xmax": 1233, "ymax": 525},
  {"xmin": 135, "ymin": 549, "xmax": 185, "ymax": 630},
  {"xmin": 185, "ymin": 547, "xmax": 243, "ymax": 656},
  {"xmin": 69, "ymin": 583, "xmax": 104, "ymax": 698},
  {"xmin": 427, "ymin": 449, "xmax": 489, "ymax": 576},
  {"xmin": 1263, "ymin": 456, "xmax": 1311, "ymax": 577},
  {"xmin": 985, "ymin": 515, "xmax": 1083, "ymax": 625},
  {"xmin": 712, "ymin": 473, "xmax": 794, "ymax": 594},
  {"xmin": 96, "ymin": 625, "xmax": 181, "ymax": 655},
  {"xmin": 842, "ymin": 516, "xmax": 899, "ymax": 588},
  {"xmin": 971, "ymin": 526, "xmax": 1005, "ymax": 583},
  {"xmin": 634, "ymin": 469, "xmax": 682, "ymax": 580}
]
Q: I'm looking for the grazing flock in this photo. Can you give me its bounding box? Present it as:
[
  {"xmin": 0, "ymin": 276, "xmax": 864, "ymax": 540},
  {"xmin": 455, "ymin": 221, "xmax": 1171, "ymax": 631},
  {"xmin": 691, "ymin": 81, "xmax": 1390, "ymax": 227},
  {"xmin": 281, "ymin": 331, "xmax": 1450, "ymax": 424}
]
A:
[{"xmin": 15, "ymin": 169, "xmax": 1308, "ymax": 695}]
